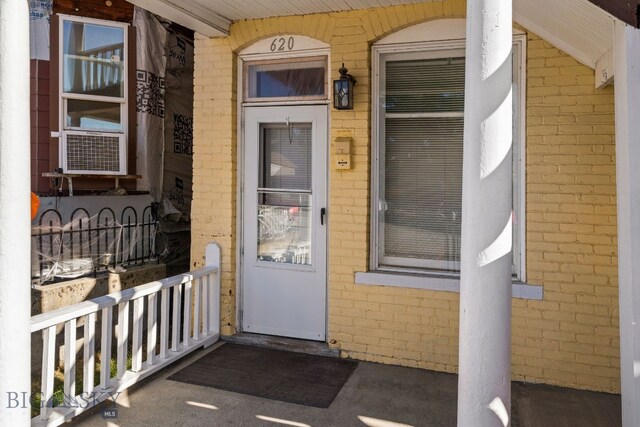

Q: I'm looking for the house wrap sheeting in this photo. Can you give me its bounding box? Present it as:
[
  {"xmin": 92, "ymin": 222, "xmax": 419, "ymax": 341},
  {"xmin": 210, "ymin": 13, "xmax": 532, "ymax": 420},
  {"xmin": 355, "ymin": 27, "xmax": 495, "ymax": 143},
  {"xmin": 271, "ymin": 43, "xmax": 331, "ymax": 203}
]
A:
[
  {"xmin": 29, "ymin": 0, "xmax": 52, "ymax": 60},
  {"xmin": 134, "ymin": 7, "xmax": 167, "ymax": 201},
  {"xmin": 163, "ymin": 30, "xmax": 194, "ymax": 217}
]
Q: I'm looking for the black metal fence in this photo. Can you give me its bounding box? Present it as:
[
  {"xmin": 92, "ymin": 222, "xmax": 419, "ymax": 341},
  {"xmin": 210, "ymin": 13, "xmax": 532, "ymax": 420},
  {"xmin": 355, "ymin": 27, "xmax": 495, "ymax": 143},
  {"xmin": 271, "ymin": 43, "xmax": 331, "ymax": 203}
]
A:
[{"xmin": 32, "ymin": 205, "xmax": 158, "ymax": 283}]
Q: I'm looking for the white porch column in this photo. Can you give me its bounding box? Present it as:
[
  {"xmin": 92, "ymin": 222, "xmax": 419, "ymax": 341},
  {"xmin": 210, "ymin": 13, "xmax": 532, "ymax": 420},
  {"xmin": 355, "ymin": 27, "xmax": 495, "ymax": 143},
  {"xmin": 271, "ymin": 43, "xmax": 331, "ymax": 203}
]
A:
[
  {"xmin": 457, "ymin": 0, "xmax": 513, "ymax": 426},
  {"xmin": 613, "ymin": 20, "xmax": 640, "ymax": 427},
  {"xmin": 0, "ymin": 0, "xmax": 31, "ymax": 425}
]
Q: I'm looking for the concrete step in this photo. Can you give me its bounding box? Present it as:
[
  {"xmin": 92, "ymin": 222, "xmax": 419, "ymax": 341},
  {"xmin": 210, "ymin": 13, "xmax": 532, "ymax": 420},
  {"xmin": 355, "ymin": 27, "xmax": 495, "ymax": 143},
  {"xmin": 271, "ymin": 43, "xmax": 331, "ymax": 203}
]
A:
[{"xmin": 221, "ymin": 332, "xmax": 339, "ymax": 358}]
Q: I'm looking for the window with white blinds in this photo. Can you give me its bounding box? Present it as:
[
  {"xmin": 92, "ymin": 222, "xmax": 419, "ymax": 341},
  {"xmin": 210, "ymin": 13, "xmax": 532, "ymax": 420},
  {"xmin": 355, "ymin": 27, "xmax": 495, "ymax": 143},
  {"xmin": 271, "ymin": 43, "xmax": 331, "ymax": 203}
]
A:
[{"xmin": 374, "ymin": 42, "xmax": 524, "ymax": 277}]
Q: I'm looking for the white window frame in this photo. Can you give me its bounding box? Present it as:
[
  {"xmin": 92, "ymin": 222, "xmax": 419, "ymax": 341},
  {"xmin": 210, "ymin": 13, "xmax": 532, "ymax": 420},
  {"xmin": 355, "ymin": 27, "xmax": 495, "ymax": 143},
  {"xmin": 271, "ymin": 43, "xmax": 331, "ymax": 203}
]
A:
[
  {"xmin": 58, "ymin": 14, "xmax": 128, "ymax": 174},
  {"xmin": 370, "ymin": 35, "xmax": 527, "ymax": 281}
]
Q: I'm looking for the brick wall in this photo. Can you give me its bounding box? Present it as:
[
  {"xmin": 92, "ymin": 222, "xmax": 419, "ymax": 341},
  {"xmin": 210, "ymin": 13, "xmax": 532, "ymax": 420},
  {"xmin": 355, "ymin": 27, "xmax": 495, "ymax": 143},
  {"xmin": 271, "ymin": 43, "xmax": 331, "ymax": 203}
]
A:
[
  {"xmin": 191, "ymin": 1, "xmax": 620, "ymax": 393},
  {"xmin": 191, "ymin": 37, "xmax": 237, "ymax": 333},
  {"xmin": 518, "ymin": 34, "xmax": 618, "ymax": 391}
]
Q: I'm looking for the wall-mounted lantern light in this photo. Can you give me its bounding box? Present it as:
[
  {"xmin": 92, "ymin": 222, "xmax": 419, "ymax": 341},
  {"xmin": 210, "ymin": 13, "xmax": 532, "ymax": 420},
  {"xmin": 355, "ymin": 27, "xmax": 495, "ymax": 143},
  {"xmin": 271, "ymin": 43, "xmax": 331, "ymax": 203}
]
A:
[{"xmin": 333, "ymin": 63, "xmax": 356, "ymax": 110}]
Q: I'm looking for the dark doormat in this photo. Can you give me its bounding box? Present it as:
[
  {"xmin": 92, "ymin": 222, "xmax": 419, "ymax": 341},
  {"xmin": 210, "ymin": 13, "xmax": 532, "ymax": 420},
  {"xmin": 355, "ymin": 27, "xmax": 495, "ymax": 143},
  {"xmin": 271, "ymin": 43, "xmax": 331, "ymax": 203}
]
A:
[{"xmin": 168, "ymin": 343, "xmax": 358, "ymax": 408}]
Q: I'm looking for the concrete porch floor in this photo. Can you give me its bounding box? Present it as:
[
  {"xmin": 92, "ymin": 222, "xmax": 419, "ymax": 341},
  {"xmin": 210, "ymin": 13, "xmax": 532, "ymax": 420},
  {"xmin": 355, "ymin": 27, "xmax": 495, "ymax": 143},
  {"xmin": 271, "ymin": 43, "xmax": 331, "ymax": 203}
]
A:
[{"xmin": 73, "ymin": 342, "xmax": 621, "ymax": 427}]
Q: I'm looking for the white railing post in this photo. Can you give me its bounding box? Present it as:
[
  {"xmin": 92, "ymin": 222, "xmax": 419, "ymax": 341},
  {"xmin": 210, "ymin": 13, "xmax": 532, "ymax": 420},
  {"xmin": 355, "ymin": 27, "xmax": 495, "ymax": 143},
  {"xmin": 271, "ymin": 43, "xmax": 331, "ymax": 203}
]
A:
[
  {"xmin": 183, "ymin": 279, "xmax": 192, "ymax": 347},
  {"xmin": 172, "ymin": 285, "xmax": 182, "ymax": 351},
  {"xmin": 194, "ymin": 277, "xmax": 201, "ymax": 341},
  {"xmin": 116, "ymin": 302, "xmax": 129, "ymax": 379},
  {"xmin": 147, "ymin": 293, "xmax": 158, "ymax": 365},
  {"xmin": 0, "ymin": 1, "xmax": 30, "ymax": 425},
  {"xmin": 100, "ymin": 307, "xmax": 113, "ymax": 390},
  {"xmin": 202, "ymin": 275, "xmax": 210, "ymax": 336},
  {"xmin": 63, "ymin": 319, "xmax": 77, "ymax": 399},
  {"xmin": 205, "ymin": 242, "xmax": 221, "ymax": 337},
  {"xmin": 132, "ymin": 298, "xmax": 144, "ymax": 372},
  {"xmin": 83, "ymin": 313, "xmax": 96, "ymax": 396},
  {"xmin": 40, "ymin": 326, "xmax": 57, "ymax": 420},
  {"xmin": 160, "ymin": 289, "xmax": 169, "ymax": 358}
]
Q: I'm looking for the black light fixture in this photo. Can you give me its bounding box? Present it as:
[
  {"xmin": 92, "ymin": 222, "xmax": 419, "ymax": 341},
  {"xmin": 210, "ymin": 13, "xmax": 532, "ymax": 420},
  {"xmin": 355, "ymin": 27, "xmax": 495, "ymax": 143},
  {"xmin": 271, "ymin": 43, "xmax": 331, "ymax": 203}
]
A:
[{"xmin": 333, "ymin": 63, "xmax": 356, "ymax": 110}]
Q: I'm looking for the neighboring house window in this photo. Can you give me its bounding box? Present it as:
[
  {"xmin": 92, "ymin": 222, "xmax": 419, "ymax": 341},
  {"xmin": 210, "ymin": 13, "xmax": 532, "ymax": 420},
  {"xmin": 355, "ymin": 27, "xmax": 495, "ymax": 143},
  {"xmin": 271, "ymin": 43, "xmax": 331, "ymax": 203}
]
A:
[
  {"xmin": 372, "ymin": 38, "xmax": 526, "ymax": 280},
  {"xmin": 59, "ymin": 15, "xmax": 128, "ymax": 174}
]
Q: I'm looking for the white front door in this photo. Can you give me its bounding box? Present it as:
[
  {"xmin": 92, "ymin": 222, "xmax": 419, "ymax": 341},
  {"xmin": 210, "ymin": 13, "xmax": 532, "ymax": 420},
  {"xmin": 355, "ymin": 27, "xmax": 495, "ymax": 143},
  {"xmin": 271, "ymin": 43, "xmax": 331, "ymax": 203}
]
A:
[{"xmin": 242, "ymin": 105, "xmax": 327, "ymax": 341}]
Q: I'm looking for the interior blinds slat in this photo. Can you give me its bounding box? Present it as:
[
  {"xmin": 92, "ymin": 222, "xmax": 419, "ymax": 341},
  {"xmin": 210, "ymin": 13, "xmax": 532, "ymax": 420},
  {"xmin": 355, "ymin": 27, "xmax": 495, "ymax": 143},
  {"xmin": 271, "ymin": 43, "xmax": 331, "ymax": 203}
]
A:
[
  {"xmin": 260, "ymin": 124, "xmax": 312, "ymax": 190},
  {"xmin": 259, "ymin": 124, "xmax": 312, "ymax": 207},
  {"xmin": 383, "ymin": 117, "xmax": 463, "ymax": 263},
  {"xmin": 385, "ymin": 57, "xmax": 465, "ymax": 114}
]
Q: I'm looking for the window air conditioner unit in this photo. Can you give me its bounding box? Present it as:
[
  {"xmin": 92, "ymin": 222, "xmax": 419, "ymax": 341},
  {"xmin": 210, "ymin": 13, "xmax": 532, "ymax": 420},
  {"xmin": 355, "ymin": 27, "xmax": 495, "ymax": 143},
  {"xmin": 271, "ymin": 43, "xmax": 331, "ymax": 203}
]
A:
[{"xmin": 61, "ymin": 131, "xmax": 127, "ymax": 175}]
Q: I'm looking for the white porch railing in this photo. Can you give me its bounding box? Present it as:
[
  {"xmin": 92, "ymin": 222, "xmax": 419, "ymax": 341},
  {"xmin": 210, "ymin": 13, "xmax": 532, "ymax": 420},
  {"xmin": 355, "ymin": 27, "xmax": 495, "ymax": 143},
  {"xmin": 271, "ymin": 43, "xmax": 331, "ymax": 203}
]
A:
[{"xmin": 30, "ymin": 243, "xmax": 221, "ymax": 427}]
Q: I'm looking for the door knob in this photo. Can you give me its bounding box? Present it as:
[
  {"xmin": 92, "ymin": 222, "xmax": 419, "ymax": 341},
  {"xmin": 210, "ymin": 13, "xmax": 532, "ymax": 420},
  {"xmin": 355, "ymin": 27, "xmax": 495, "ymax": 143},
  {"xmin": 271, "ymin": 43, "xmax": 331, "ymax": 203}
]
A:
[{"xmin": 320, "ymin": 208, "xmax": 326, "ymax": 225}]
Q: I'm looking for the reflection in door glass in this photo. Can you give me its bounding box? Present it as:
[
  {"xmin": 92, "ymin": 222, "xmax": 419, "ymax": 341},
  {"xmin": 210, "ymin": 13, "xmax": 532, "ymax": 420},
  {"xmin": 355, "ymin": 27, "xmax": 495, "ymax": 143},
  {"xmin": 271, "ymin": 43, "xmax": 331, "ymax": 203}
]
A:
[
  {"xmin": 257, "ymin": 121, "xmax": 313, "ymax": 265},
  {"xmin": 258, "ymin": 193, "xmax": 311, "ymax": 265}
]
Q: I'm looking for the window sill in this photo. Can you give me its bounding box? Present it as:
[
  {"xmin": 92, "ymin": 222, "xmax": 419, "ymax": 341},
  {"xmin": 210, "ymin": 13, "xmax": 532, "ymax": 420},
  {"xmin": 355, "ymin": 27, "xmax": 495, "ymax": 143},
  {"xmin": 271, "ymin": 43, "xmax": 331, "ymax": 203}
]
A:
[{"xmin": 354, "ymin": 271, "xmax": 543, "ymax": 300}]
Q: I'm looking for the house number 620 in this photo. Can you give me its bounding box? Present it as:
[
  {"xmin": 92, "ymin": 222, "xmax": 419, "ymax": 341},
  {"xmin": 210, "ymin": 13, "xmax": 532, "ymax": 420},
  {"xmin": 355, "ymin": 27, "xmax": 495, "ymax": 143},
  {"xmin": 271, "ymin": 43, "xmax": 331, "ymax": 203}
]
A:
[{"xmin": 270, "ymin": 37, "xmax": 295, "ymax": 52}]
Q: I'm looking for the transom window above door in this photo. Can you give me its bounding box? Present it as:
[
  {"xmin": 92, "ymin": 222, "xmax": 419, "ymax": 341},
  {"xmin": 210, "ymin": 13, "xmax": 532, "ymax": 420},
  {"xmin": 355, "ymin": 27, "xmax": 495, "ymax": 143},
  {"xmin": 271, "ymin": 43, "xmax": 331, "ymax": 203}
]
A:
[{"xmin": 244, "ymin": 56, "xmax": 328, "ymax": 102}]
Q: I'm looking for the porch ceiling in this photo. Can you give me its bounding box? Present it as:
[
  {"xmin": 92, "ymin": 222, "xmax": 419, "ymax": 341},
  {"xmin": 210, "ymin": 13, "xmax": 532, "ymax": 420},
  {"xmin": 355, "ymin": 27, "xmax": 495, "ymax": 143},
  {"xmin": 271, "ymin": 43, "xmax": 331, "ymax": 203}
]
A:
[
  {"xmin": 130, "ymin": 0, "xmax": 620, "ymax": 80},
  {"xmin": 514, "ymin": 0, "xmax": 614, "ymax": 70},
  {"xmin": 126, "ymin": 0, "xmax": 428, "ymax": 37}
]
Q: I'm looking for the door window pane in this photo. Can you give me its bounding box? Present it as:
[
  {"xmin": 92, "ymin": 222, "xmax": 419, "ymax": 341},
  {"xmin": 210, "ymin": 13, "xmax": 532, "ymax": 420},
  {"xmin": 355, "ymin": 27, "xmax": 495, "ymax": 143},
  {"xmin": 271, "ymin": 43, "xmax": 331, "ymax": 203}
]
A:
[
  {"xmin": 259, "ymin": 123, "xmax": 312, "ymax": 190},
  {"xmin": 258, "ymin": 193, "xmax": 312, "ymax": 265},
  {"xmin": 63, "ymin": 21, "xmax": 125, "ymax": 98},
  {"xmin": 246, "ymin": 58, "xmax": 326, "ymax": 100},
  {"xmin": 65, "ymin": 99, "xmax": 122, "ymax": 131},
  {"xmin": 257, "ymin": 121, "xmax": 313, "ymax": 265}
]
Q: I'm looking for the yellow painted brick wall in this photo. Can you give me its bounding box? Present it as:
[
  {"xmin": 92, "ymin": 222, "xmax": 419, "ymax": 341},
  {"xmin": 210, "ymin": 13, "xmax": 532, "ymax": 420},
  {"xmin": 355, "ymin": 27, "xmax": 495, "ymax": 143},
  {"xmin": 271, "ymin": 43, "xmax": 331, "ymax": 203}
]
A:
[
  {"xmin": 191, "ymin": 36, "xmax": 238, "ymax": 335},
  {"xmin": 191, "ymin": 1, "xmax": 620, "ymax": 393},
  {"xmin": 518, "ymin": 34, "xmax": 619, "ymax": 392}
]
